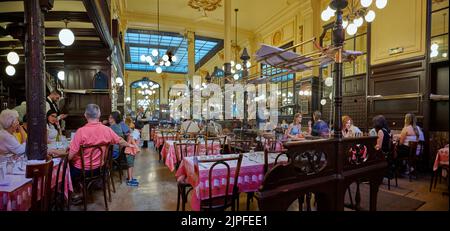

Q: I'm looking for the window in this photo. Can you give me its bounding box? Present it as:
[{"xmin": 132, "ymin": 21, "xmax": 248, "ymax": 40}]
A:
[
  {"xmin": 124, "ymin": 29, "xmax": 223, "ymax": 73},
  {"xmin": 430, "ymin": 0, "xmax": 449, "ymax": 63}
]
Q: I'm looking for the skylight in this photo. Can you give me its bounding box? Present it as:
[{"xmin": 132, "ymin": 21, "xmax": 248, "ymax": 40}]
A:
[{"xmin": 125, "ymin": 29, "xmax": 223, "ymax": 74}]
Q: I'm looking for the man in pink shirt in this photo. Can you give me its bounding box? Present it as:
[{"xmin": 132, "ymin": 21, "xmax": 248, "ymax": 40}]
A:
[{"xmin": 68, "ymin": 104, "xmax": 130, "ymax": 200}]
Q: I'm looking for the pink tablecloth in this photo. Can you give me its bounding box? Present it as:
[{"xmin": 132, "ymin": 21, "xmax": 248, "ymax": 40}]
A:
[
  {"xmin": 155, "ymin": 134, "xmax": 177, "ymax": 148},
  {"xmin": 433, "ymin": 146, "xmax": 449, "ymax": 171},
  {"xmin": 162, "ymin": 140, "xmax": 221, "ymax": 172},
  {"xmin": 175, "ymin": 152, "xmax": 285, "ymax": 211},
  {"xmin": 0, "ymin": 159, "xmax": 73, "ymax": 211}
]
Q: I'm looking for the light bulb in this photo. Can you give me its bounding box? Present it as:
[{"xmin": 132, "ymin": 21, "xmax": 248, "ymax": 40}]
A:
[
  {"xmin": 376, "ymin": 0, "xmax": 387, "ymax": 9},
  {"xmin": 145, "ymin": 56, "xmax": 153, "ymax": 63},
  {"xmin": 343, "ymin": 20, "xmax": 349, "ymax": 29},
  {"xmin": 246, "ymin": 61, "xmax": 251, "ymax": 68},
  {"xmin": 346, "ymin": 23, "xmax": 358, "ymax": 36},
  {"xmin": 7, "ymin": 51, "xmax": 19, "ymax": 65},
  {"xmin": 230, "ymin": 60, "xmax": 235, "ymax": 67},
  {"xmin": 431, "ymin": 43, "xmax": 439, "ymax": 51},
  {"xmin": 149, "ymin": 82, "xmax": 154, "ymax": 86},
  {"xmin": 299, "ymin": 91, "xmax": 304, "ymax": 96},
  {"xmin": 321, "ymin": 99, "xmax": 327, "ymax": 106},
  {"xmin": 149, "ymin": 62, "xmax": 155, "ymax": 66},
  {"xmin": 156, "ymin": 66, "xmax": 162, "ymax": 74},
  {"xmin": 58, "ymin": 28, "xmax": 75, "ymax": 46},
  {"xmin": 126, "ymin": 97, "xmax": 131, "ymax": 102},
  {"xmin": 354, "ymin": 17, "xmax": 364, "ymax": 27},
  {"xmin": 5, "ymin": 65, "xmax": 15, "ymax": 76},
  {"xmin": 365, "ymin": 10, "xmax": 376, "ymax": 22},
  {"xmin": 162, "ymin": 55, "xmax": 169, "ymax": 61},
  {"xmin": 360, "ymin": 0, "xmax": 373, "ymax": 8},
  {"xmin": 152, "ymin": 49, "xmax": 159, "ymax": 57},
  {"xmin": 321, "ymin": 10, "xmax": 332, "ymax": 21},
  {"xmin": 115, "ymin": 77, "xmax": 123, "ymax": 85},
  {"xmin": 172, "ymin": 55, "xmax": 177, "ymax": 62},
  {"xmin": 165, "ymin": 61, "xmax": 171, "ymax": 67},
  {"xmin": 329, "ymin": 93, "xmax": 333, "ymax": 100},
  {"xmin": 235, "ymin": 63, "xmax": 242, "ymax": 70},
  {"xmin": 325, "ymin": 77, "xmax": 333, "ymax": 87},
  {"xmin": 443, "ymin": 53, "xmax": 448, "ymax": 58},
  {"xmin": 231, "ymin": 69, "xmax": 236, "ymax": 74},
  {"xmin": 233, "ymin": 74, "xmax": 239, "ymax": 80},
  {"xmin": 430, "ymin": 50, "xmax": 439, "ymax": 58},
  {"xmin": 57, "ymin": 71, "xmax": 65, "ymax": 81},
  {"xmin": 140, "ymin": 55, "xmax": 147, "ymax": 62}
]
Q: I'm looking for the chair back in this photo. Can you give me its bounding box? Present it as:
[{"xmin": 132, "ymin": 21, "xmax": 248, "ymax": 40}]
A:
[
  {"xmin": 198, "ymin": 154, "xmax": 243, "ymax": 210},
  {"xmin": 408, "ymin": 141, "xmax": 419, "ymax": 157},
  {"xmin": 205, "ymin": 137, "xmax": 222, "ymax": 156},
  {"xmin": 174, "ymin": 141, "xmax": 199, "ymax": 170},
  {"xmin": 161, "ymin": 130, "xmax": 177, "ymax": 143},
  {"xmin": 228, "ymin": 139, "xmax": 253, "ymax": 154},
  {"xmin": 264, "ymin": 138, "xmax": 278, "ymax": 152},
  {"xmin": 79, "ymin": 143, "xmax": 111, "ymax": 179},
  {"xmin": 25, "ymin": 157, "xmax": 54, "ymax": 211},
  {"xmin": 52, "ymin": 154, "xmax": 69, "ymax": 211}
]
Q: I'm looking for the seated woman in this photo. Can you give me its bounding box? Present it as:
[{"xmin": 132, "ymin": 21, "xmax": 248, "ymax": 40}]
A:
[
  {"xmin": 286, "ymin": 113, "xmax": 304, "ymax": 140},
  {"xmin": 109, "ymin": 111, "xmax": 128, "ymax": 159},
  {"xmin": 0, "ymin": 109, "xmax": 26, "ymax": 156},
  {"xmin": 47, "ymin": 110, "xmax": 62, "ymax": 143},
  {"xmin": 397, "ymin": 113, "xmax": 420, "ymax": 159},
  {"xmin": 342, "ymin": 115, "xmax": 362, "ymax": 138}
]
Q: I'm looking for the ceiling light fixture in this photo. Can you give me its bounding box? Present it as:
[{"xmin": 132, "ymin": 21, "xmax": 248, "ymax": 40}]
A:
[{"xmin": 59, "ymin": 19, "xmax": 75, "ymax": 46}]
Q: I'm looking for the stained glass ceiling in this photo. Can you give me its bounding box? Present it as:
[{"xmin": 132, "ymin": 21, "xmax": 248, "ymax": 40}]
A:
[{"xmin": 125, "ymin": 29, "xmax": 223, "ymax": 74}]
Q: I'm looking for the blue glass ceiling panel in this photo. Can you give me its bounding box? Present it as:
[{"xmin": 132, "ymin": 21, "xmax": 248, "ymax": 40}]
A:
[{"xmin": 125, "ymin": 29, "xmax": 223, "ymax": 74}]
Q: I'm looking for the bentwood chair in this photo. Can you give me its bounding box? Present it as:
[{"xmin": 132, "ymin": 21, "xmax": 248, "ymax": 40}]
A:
[
  {"xmin": 51, "ymin": 154, "xmax": 70, "ymax": 211},
  {"xmin": 25, "ymin": 156, "xmax": 54, "ymax": 211},
  {"xmin": 174, "ymin": 141, "xmax": 199, "ymax": 211},
  {"xmin": 78, "ymin": 143, "xmax": 112, "ymax": 211},
  {"xmin": 111, "ymin": 146, "xmax": 127, "ymax": 189},
  {"xmin": 204, "ymin": 137, "xmax": 223, "ymax": 156},
  {"xmin": 199, "ymin": 154, "xmax": 243, "ymax": 211}
]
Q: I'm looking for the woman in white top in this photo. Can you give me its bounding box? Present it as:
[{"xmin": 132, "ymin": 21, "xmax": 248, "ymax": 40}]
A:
[
  {"xmin": 0, "ymin": 109, "xmax": 26, "ymax": 156},
  {"xmin": 397, "ymin": 113, "xmax": 420, "ymax": 158},
  {"xmin": 46, "ymin": 110, "xmax": 61, "ymax": 143}
]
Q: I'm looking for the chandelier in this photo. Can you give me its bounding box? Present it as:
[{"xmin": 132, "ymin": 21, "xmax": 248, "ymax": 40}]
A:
[
  {"xmin": 321, "ymin": 0, "xmax": 388, "ymax": 36},
  {"xmin": 139, "ymin": 0, "xmax": 177, "ymax": 74},
  {"xmin": 188, "ymin": 0, "xmax": 222, "ymax": 12}
]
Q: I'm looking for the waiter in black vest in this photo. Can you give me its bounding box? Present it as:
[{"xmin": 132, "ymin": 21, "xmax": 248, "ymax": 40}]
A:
[{"xmin": 46, "ymin": 90, "xmax": 68, "ymax": 122}]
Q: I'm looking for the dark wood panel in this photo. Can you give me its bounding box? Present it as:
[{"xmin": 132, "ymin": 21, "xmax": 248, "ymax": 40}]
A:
[
  {"xmin": 373, "ymin": 75, "xmax": 420, "ymax": 96},
  {"xmin": 373, "ymin": 98, "xmax": 420, "ymax": 114},
  {"xmin": 0, "ymin": 11, "xmax": 91, "ymax": 23},
  {"xmin": 371, "ymin": 56, "xmax": 426, "ymax": 78}
]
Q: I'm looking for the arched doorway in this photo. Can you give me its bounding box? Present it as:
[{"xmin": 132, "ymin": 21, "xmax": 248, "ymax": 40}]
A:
[{"xmin": 130, "ymin": 77, "xmax": 161, "ymax": 119}]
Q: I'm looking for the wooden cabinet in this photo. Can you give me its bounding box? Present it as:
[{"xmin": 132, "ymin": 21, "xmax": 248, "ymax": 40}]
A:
[{"xmin": 343, "ymin": 74, "xmax": 366, "ymax": 96}]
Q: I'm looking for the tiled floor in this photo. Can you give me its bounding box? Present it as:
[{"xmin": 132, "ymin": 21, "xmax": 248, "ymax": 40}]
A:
[{"xmin": 70, "ymin": 144, "xmax": 449, "ymax": 211}]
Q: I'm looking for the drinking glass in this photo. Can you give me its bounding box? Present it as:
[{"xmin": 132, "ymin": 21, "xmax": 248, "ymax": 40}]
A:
[
  {"xmin": 6, "ymin": 157, "xmax": 14, "ymax": 175},
  {"xmin": 0, "ymin": 161, "xmax": 6, "ymax": 181}
]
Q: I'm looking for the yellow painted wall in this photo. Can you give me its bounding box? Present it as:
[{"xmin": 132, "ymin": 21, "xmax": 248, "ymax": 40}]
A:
[{"xmin": 370, "ymin": 0, "xmax": 427, "ymax": 65}]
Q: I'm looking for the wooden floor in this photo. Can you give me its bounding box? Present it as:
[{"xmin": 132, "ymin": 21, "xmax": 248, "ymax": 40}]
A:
[{"xmin": 70, "ymin": 143, "xmax": 449, "ymax": 211}]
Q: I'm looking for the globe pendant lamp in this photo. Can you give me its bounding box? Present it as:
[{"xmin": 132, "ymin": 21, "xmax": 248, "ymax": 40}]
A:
[{"xmin": 59, "ymin": 19, "xmax": 75, "ymax": 46}]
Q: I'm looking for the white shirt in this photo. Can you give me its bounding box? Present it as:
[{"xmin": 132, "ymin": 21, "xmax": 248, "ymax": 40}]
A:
[
  {"xmin": 0, "ymin": 129, "xmax": 26, "ymax": 155},
  {"xmin": 47, "ymin": 124, "xmax": 59, "ymax": 143},
  {"xmin": 180, "ymin": 120, "xmax": 200, "ymax": 134}
]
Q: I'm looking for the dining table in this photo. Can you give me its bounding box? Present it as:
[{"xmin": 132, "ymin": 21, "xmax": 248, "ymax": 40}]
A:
[
  {"xmin": 162, "ymin": 139, "xmax": 222, "ymax": 172},
  {"xmin": 0, "ymin": 157, "xmax": 73, "ymax": 211},
  {"xmin": 175, "ymin": 152, "xmax": 288, "ymax": 211}
]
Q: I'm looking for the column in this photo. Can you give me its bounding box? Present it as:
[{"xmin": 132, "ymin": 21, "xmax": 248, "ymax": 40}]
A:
[
  {"xmin": 223, "ymin": 0, "xmax": 232, "ymax": 119},
  {"xmin": 186, "ymin": 30, "xmax": 195, "ymax": 119},
  {"xmin": 24, "ymin": 0, "xmax": 51, "ymax": 160}
]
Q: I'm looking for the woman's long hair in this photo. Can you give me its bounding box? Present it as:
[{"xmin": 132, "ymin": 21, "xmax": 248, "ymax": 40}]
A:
[
  {"xmin": 293, "ymin": 113, "xmax": 301, "ymax": 125},
  {"xmin": 404, "ymin": 113, "xmax": 419, "ymax": 139}
]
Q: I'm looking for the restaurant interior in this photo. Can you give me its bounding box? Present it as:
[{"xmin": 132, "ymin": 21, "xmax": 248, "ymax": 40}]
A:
[{"xmin": 0, "ymin": 0, "xmax": 448, "ymax": 212}]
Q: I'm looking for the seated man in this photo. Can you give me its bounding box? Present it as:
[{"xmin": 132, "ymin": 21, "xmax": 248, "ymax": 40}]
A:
[
  {"xmin": 68, "ymin": 104, "xmax": 130, "ymax": 199},
  {"xmin": 310, "ymin": 111, "xmax": 330, "ymax": 137}
]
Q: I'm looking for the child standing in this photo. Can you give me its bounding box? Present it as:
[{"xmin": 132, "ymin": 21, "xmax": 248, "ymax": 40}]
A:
[{"xmin": 124, "ymin": 123, "xmax": 141, "ymax": 186}]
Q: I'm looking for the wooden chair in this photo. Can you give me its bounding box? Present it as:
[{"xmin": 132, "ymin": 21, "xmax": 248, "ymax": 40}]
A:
[
  {"xmin": 25, "ymin": 156, "xmax": 54, "ymax": 211},
  {"xmin": 204, "ymin": 137, "xmax": 222, "ymax": 156},
  {"xmin": 51, "ymin": 154, "xmax": 70, "ymax": 211},
  {"xmin": 78, "ymin": 143, "xmax": 112, "ymax": 211},
  {"xmin": 228, "ymin": 139, "xmax": 253, "ymax": 154},
  {"xmin": 111, "ymin": 146, "xmax": 126, "ymax": 189},
  {"xmin": 385, "ymin": 139, "xmax": 398, "ymax": 190},
  {"xmin": 396, "ymin": 141, "xmax": 419, "ymax": 182},
  {"xmin": 174, "ymin": 141, "xmax": 199, "ymax": 211},
  {"xmin": 199, "ymin": 154, "xmax": 243, "ymax": 211}
]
